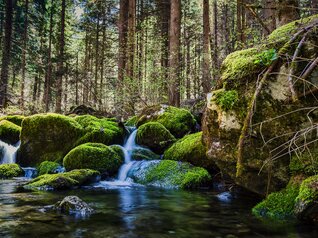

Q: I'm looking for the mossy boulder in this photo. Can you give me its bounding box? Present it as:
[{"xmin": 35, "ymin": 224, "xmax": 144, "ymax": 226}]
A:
[
  {"xmin": 0, "ymin": 164, "xmax": 24, "ymax": 179},
  {"xmin": 131, "ymin": 148, "xmax": 161, "ymax": 161},
  {"xmin": 109, "ymin": 145, "xmax": 125, "ymax": 162},
  {"xmin": 129, "ymin": 160, "xmax": 211, "ymax": 189},
  {"xmin": 136, "ymin": 105, "xmax": 196, "ymax": 138},
  {"xmin": 37, "ymin": 161, "xmax": 62, "ymax": 176},
  {"xmin": 63, "ymin": 143, "xmax": 124, "ymax": 176},
  {"xmin": 136, "ymin": 122, "xmax": 176, "ymax": 154},
  {"xmin": 164, "ymin": 132, "xmax": 213, "ymax": 168},
  {"xmin": 24, "ymin": 169, "xmax": 100, "ymax": 191},
  {"xmin": 289, "ymin": 147, "xmax": 318, "ymax": 177},
  {"xmin": 0, "ymin": 115, "xmax": 25, "ymax": 126},
  {"xmin": 125, "ymin": 116, "xmax": 138, "ymax": 127},
  {"xmin": 202, "ymin": 15, "xmax": 318, "ymax": 196},
  {"xmin": 0, "ymin": 120, "xmax": 21, "ymax": 145}
]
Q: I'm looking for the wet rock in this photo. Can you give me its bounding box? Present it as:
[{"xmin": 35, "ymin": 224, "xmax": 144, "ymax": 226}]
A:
[{"xmin": 54, "ymin": 196, "xmax": 94, "ymax": 216}]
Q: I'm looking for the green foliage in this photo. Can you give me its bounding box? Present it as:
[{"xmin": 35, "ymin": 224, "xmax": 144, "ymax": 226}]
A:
[
  {"xmin": 24, "ymin": 169, "xmax": 100, "ymax": 190},
  {"xmin": 136, "ymin": 122, "xmax": 176, "ymax": 154},
  {"xmin": 296, "ymin": 175, "xmax": 318, "ymax": 205},
  {"xmin": 164, "ymin": 132, "xmax": 210, "ymax": 168},
  {"xmin": 0, "ymin": 164, "xmax": 23, "ymax": 179},
  {"xmin": 289, "ymin": 148, "xmax": 318, "ymax": 176},
  {"xmin": 254, "ymin": 49, "xmax": 278, "ymax": 66},
  {"xmin": 37, "ymin": 161, "xmax": 61, "ymax": 176},
  {"xmin": 63, "ymin": 143, "xmax": 124, "ymax": 175},
  {"xmin": 0, "ymin": 120, "xmax": 21, "ymax": 144},
  {"xmin": 215, "ymin": 90, "xmax": 239, "ymax": 111},
  {"xmin": 141, "ymin": 160, "xmax": 211, "ymax": 189}
]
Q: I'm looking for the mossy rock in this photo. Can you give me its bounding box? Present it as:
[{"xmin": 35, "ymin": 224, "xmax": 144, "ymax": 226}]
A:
[
  {"xmin": 125, "ymin": 116, "xmax": 138, "ymax": 127},
  {"xmin": 109, "ymin": 145, "xmax": 125, "ymax": 161},
  {"xmin": 63, "ymin": 143, "xmax": 124, "ymax": 176},
  {"xmin": 74, "ymin": 115, "xmax": 124, "ymax": 145},
  {"xmin": 0, "ymin": 120, "xmax": 21, "ymax": 145},
  {"xmin": 131, "ymin": 148, "xmax": 161, "ymax": 161},
  {"xmin": 37, "ymin": 161, "xmax": 62, "ymax": 176},
  {"xmin": 164, "ymin": 132, "xmax": 213, "ymax": 168},
  {"xmin": 0, "ymin": 164, "xmax": 24, "ymax": 179},
  {"xmin": 0, "ymin": 115, "xmax": 25, "ymax": 126},
  {"xmin": 130, "ymin": 160, "xmax": 211, "ymax": 189},
  {"xmin": 18, "ymin": 113, "xmax": 84, "ymax": 167},
  {"xmin": 137, "ymin": 105, "xmax": 196, "ymax": 138},
  {"xmin": 136, "ymin": 122, "xmax": 176, "ymax": 154},
  {"xmin": 24, "ymin": 169, "xmax": 100, "ymax": 191},
  {"xmin": 290, "ymin": 147, "xmax": 318, "ymax": 176}
]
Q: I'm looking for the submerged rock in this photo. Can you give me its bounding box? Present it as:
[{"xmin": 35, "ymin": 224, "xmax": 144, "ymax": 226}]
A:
[
  {"xmin": 63, "ymin": 143, "xmax": 124, "ymax": 176},
  {"xmin": 37, "ymin": 161, "xmax": 63, "ymax": 176},
  {"xmin": 54, "ymin": 196, "xmax": 94, "ymax": 216},
  {"xmin": 0, "ymin": 120, "xmax": 21, "ymax": 145},
  {"xmin": 0, "ymin": 163, "xmax": 24, "ymax": 179},
  {"xmin": 136, "ymin": 122, "xmax": 176, "ymax": 154},
  {"xmin": 24, "ymin": 169, "xmax": 100, "ymax": 190}
]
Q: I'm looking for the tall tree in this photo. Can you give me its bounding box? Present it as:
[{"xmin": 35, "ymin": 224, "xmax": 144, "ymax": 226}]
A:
[
  {"xmin": 264, "ymin": 0, "xmax": 276, "ymax": 34},
  {"xmin": 56, "ymin": 0, "xmax": 66, "ymax": 113},
  {"xmin": 202, "ymin": 0, "xmax": 211, "ymax": 94},
  {"xmin": 0, "ymin": 0, "xmax": 13, "ymax": 108},
  {"xmin": 168, "ymin": 0, "xmax": 181, "ymax": 107},
  {"xmin": 277, "ymin": 0, "xmax": 300, "ymax": 26},
  {"xmin": 312, "ymin": 0, "xmax": 318, "ymax": 14}
]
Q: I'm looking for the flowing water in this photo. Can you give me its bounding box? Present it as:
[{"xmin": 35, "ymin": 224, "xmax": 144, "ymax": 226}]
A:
[{"xmin": 0, "ymin": 140, "xmax": 20, "ymax": 164}]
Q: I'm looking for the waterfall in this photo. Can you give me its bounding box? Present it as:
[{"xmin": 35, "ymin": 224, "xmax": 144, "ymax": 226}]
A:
[
  {"xmin": 118, "ymin": 129, "xmax": 139, "ymax": 181},
  {"xmin": 0, "ymin": 140, "xmax": 20, "ymax": 164}
]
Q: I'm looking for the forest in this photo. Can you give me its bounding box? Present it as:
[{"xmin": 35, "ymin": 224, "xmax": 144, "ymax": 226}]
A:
[{"xmin": 1, "ymin": 0, "xmax": 318, "ymax": 237}]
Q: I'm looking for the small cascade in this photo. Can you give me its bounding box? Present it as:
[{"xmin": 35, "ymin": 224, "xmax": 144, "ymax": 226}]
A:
[
  {"xmin": 0, "ymin": 140, "xmax": 20, "ymax": 164},
  {"xmin": 22, "ymin": 167, "xmax": 38, "ymax": 179}
]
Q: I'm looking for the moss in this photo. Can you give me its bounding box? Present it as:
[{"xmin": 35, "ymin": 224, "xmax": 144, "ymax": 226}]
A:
[
  {"xmin": 131, "ymin": 148, "xmax": 161, "ymax": 161},
  {"xmin": 289, "ymin": 148, "xmax": 318, "ymax": 176},
  {"xmin": 19, "ymin": 113, "xmax": 83, "ymax": 167},
  {"xmin": 109, "ymin": 145, "xmax": 125, "ymax": 161},
  {"xmin": 37, "ymin": 161, "xmax": 61, "ymax": 176},
  {"xmin": 136, "ymin": 122, "xmax": 176, "ymax": 154},
  {"xmin": 139, "ymin": 160, "xmax": 211, "ymax": 189},
  {"xmin": 63, "ymin": 143, "xmax": 124, "ymax": 176},
  {"xmin": 24, "ymin": 169, "xmax": 100, "ymax": 190},
  {"xmin": 74, "ymin": 115, "xmax": 124, "ymax": 145},
  {"xmin": 252, "ymin": 183, "xmax": 300, "ymax": 219},
  {"xmin": 296, "ymin": 175, "xmax": 318, "ymax": 205},
  {"xmin": 125, "ymin": 116, "xmax": 138, "ymax": 127},
  {"xmin": 215, "ymin": 90, "xmax": 239, "ymax": 111},
  {"xmin": 0, "ymin": 115, "xmax": 25, "ymax": 126},
  {"xmin": 0, "ymin": 164, "xmax": 24, "ymax": 179},
  {"xmin": 164, "ymin": 132, "xmax": 211, "ymax": 168},
  {"xmin": 0, "ymin": 120, "xmax": 21, "ymax": 144}
]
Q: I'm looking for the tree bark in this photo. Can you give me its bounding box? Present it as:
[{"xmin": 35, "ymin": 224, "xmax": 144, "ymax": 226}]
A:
[
  {"xmin": 277, "ymin": 0, "xmax": 299, "ymax": 26},
  {"xmin": 0, "ymin": 0, "xmax": 13, "ymax": 108},
  {"xmin": 312, "ymin": 0, "xmax": 318, "ymax": 14},
  {"xmin": 168, "ymin": 0, "xmax": 181, "ymax": 107},
  {"xmin": 263, "ymin": 0, "xmax": 276, "ymax": 34}
]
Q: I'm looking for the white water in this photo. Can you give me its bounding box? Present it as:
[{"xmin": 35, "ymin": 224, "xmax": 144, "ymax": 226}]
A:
[{"xmin": 0, "ymin": 140, "xmax": 20, "ymax": 164}]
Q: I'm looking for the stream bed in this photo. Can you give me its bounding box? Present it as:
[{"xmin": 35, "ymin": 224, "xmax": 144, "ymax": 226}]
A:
[{"xmin": 1, "ymin": 179, "xmax": 318, "ymax": 238}]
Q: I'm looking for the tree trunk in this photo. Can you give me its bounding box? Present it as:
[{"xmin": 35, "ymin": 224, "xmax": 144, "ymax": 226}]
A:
[
  {"xmin": 168, "ymin": 0, "xmax": 181, "ymax": 107},
  {"xmin": 264, "ymin": 0, "xmax": 276, "ymax": 34},
  {"xmin": 0, "ymin": 0, "xmax": 13, "ymax": 108},
  {"xmin": 277, "ymin": 0, "xmax": 299, "ymax": 26},
  {"xmin": 312, "ymin": 0, "xmax": 318, "ymax": 14},
  {"xmin": 94, "ymin": 12, "xmax": 100, "ymax": 104},
  {"xmin": 202, "ymin": 0, "xmax": 212, "ymax": 94},
  {"xmin": 55, "ymin": 0, "xmax": 66, "ymax": 113}
]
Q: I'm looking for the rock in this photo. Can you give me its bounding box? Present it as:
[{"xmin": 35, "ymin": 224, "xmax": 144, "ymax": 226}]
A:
[
  {"xmin": 128, "ymin": 160, "xmax": 212, "ymax": 189},
  {"xmin": 0, "ymin": 120, "xmax": 21, "ymax": 144},
  {"xmin": 163, "ymin": 132, "xmax": 214, "ymax": 169},
  {"xmin": 136, "ymin": 105, "xmax": 197, "ymax": 138},
  {"xmin": 68, "ymin": 105, "xmax": 96, "ymax": 115},
  {"xmin": 181, "ymin": 98, "xmax": 206, "ymax": 125},
  {"xmin": 136, "ymin": 122, "xmax": 176, "ymax": 154},
  {"xmin": 131, "ymin": 147, "xmax": 161, "ymax": 161},
  {"xmin": 24, "ymin": 169, "xmax": 100, "ymax": 190},
  {"xmin": 0, "ymin": 115, "xmax": 25, "ymax": 126},
  {"xmin": 202, "ymin": 15, "xmax": 318, "ymax": 195},
  {"xmin": 0, "ymin": 163, "xmax": 24, "ymax": 179},
  {"xmin": 294, "ymin": 175, "xmax": 318, "ymax": 223},
  {"xmin": 63, "ymin": 143, "xmax": 124, "ymax": 176},
  {"xmin": 37, "ymin": 161, "xmax": 63, "ymax": 176},
  {"xmin": 125, "ymin": 115, "xmax": 138, "ymax": 127},
  {"xmin": 109, "ymin": 145, "xmax": 125, "ymax": 161},
  {"xmin": 54, "ymin": 196, "xmax": 94, "ymax": 216},
  {"xmin": 18, "ymin": 113, "xmax": 124, "ymax": 167}
]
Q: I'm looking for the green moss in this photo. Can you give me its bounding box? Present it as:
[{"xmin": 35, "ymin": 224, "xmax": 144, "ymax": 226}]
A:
[
  {"xmin": 0, "ymin": 115, "xmax": 25, "ymax": 126},
  {"xmin": 63, "ymin": 143, "xmax": 124, "ymax": 175},
  {"xmin": 252, "ymin": 183, "xmax": 300, "ymax": 219},
  {"xmin": 140, "ymin": 160, "xmax": 211, "ymax": 189},
  {"xmin": 37, "ymin": 161, "xmax": 61, "ymax": 176},
  {"xmin": 290, "ymin": 148, "xmax": 318, "ymax": 176},
  {"xmin": 125, "ymin": 116, "xmax": 138, "ymax": 127},
  {"xmin": 24, "ymin": 169, "xmax": 100, "ymax": 190},
  {"xmin": 131, "ymin": 148, "xmax": 161, "ymax": 161},
  {"xmin": 136, "ymin": 122, "xmax": 176, "ymax": 154},
  {"xmin": 164, "ymin": 132, "xmax": 211, "ymax": 168},
  {"xmin": 0, "ymin": 164, "xmax": 23, "ymax": 179},
  {"xmin": 215, "ymin": 90, "xmax": 239, "ymax": 111},
  {"xmin": 296, "ymin": 175, "xmax": 318, "ymax": 205},
  {"xmin": 109, "ymin": 145, "xmax": 125, "ymax": 161},
  {"xmin": 0, "ymin": 120, "xmax": 21, "ymax": 144}
]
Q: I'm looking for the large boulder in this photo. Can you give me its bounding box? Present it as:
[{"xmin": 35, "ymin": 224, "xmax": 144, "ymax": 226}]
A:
[
  {"xmin": 163, "ymin": 132, "xmax": 213, "ymax": 169},
  {"xmin": 54, "ymin": 196, "xmax": 94, "ymax": 216},
  {"xmin": 131, "ymin": 147, "xmax": 161, "ymax": 161},
  {"xmin": 136, "ymin": 105, "xmax": 197, "ymax": 138},
  {"xmin": 18, "ymin": 113, "xmax": 125, "ymax": 167},
  {"xmin": 136, "ymin": 122, "xmax": 176, "ymax": 154},
  {"xmin": 0, "ymin": 115, "xmax": 25, "ymax": 126},
  {"xmin": 0, "ymin": 120, "xmax": 21, "ymax": 144},
  {"xmin": 202, "ymin": 15, "xmax": 318, "ymax": 196},
  {"xmin": 37, "ymin": 161, "xmax": 63, "ymax": 176},
  {"xmin": 24, "ymin": 169, "xmax": 100, "ymax": 190},
  {"xmin": 63, "ymin": 143, "xmax": 124, "ymax": 176},
  {"xmin": 0, "ymin": 163, "xmax": 24, "ymax": 179}
]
